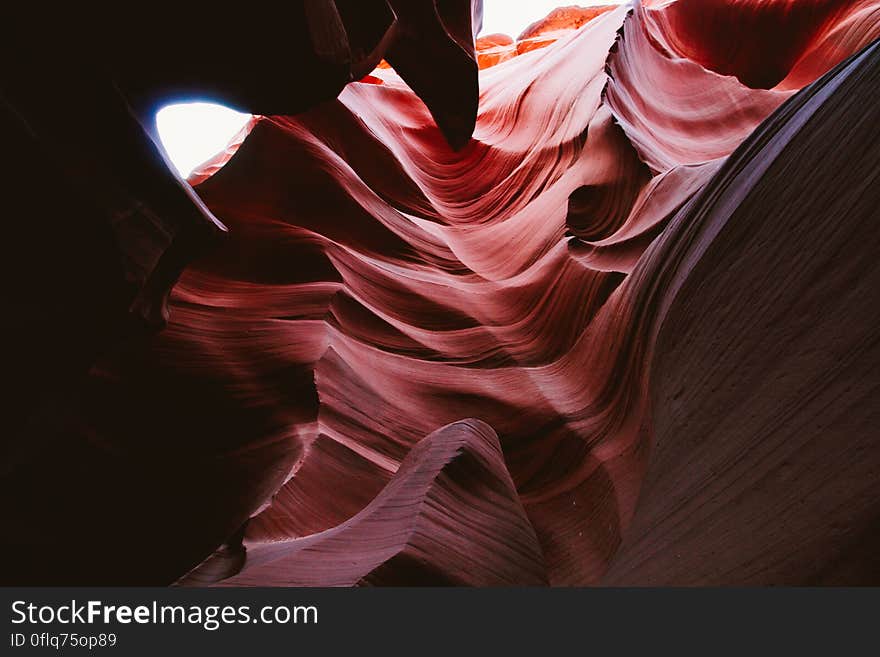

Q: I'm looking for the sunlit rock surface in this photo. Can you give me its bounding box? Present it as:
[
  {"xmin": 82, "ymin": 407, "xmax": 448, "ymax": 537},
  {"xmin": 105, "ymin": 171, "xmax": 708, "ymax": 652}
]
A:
[
  {"xmin": 476, "ymin": 5, "xmax": 619, "ymax": 66},
  {"xmin": 4, "ymin": 0, "xmax": 880, "ymax": 585}
]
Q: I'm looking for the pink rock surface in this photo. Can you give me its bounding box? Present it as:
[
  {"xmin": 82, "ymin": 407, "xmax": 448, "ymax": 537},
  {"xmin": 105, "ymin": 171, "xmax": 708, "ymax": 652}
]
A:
[
  {"xmin": 6, "ymin": 1, "xmax": 880, "ymax": 585},
  {"xmin": 178, "ymin": 3, "xmax": 880, "ymax": 585}
]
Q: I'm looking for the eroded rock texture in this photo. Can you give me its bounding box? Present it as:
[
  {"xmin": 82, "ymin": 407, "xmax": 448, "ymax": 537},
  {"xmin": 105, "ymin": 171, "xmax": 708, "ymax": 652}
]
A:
[
  {"xmin": 3, "ymin": 0, "xmax": 880, "ymax": 585},
  {"xmin": 1, "ymin": 0, "xmax": 483, "ymax": 584}
]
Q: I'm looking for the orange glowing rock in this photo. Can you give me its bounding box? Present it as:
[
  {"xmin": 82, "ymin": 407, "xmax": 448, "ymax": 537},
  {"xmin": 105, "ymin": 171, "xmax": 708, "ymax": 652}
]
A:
[
  {"xmin": 518, "ymin": 5, "xmax": 619, "ymax": 41},
  {"xmin": 476, "ymin": 33, "xmax": 517, "ymax": 68},
  {"xmin": 476, "ymin": 5, "xmax": 621, "ymax": 68}
]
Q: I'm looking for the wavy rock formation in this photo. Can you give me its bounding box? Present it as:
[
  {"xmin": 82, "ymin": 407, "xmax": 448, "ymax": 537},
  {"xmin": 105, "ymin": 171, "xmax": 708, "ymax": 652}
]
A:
[
  {"xmin": 1, "ymin": 0, "xmax": 484, "ymax": 585},
  {"xmin": 3, "ymin": 0, "xmax": 481, "ymax": 471},
  {"xmin": 3, "ymin": 0, "xmax": 879, "ymax": 585},
  {"xmin": 603, "ymin": 40, "xmax": 880, "ymax": 585},
  {"xmin": 186, "ymin": 420, "xmax": 547, "ymax": 586}
]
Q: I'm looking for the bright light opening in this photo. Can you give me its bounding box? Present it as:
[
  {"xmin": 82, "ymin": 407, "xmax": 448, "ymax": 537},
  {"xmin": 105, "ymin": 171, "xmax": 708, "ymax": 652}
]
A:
[{"xmin": 156, "ymin": 102, "xmax": 251, "ymax": 179}]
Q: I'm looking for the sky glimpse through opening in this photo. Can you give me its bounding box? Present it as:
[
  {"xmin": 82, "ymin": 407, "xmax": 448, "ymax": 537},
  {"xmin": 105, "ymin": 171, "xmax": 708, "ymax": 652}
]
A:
[{"xmin": 157, "ymin": 2, "xmax": 621, "ymax": 178}]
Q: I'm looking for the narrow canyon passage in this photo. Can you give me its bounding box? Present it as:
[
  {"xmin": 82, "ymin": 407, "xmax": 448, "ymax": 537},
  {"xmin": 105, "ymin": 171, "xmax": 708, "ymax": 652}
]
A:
[{"xmin": 4, "ymin": 1, "xmax": 879, "ymax": 586}]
